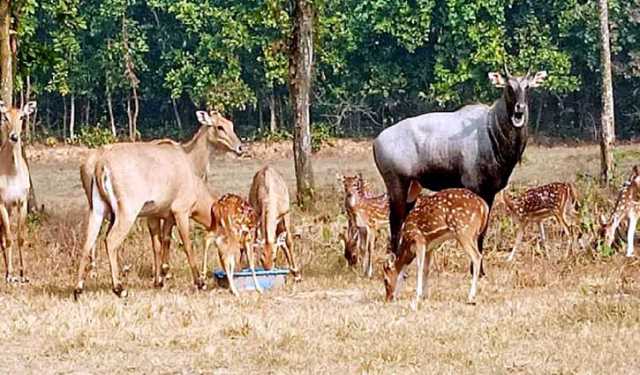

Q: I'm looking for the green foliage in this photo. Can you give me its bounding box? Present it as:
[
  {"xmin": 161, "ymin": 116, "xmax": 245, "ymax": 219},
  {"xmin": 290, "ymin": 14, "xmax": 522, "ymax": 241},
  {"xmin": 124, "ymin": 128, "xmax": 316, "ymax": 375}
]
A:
[
  {"xmin": 311, "ymin": 122, "xmax": 337, "ymax": 152},
  {"xmin": 73, "ymin": 126, "xmax": 117, "ymax": 148}
]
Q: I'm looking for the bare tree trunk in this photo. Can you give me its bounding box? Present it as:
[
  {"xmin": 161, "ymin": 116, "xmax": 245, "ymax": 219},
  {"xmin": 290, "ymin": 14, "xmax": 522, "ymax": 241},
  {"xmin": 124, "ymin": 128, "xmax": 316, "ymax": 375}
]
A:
[
  {"xmin": 269, "ymin": 91, "xmax": 278, "ymax": 132},
  {"xmin": 25, "ymin": 74, "xmax": 31, "ymax": 140},
  {"xmin": 0, "ymin": 0, "xmax": 11, "ymax": 105},
  {"xmin": 171, "ymin": 97, "xmax": 182, "ymax": 130},
  {"xmin": 107, "ymin": 91, "xmax": 116, "ymax": 137},
  {"xmin": 85, "ymin": 97, "xmax": 90, "ymax": 125},
  {"xmin": 69, "ymin": 94, "xmax": 76, "ymax": 140},
  {"xmin": 599, "ymin": 0, "xmax": 615, "ymax": 184},
  {"xmin": 127, "ymin": 96, "xmax": 133, "ymax": 140},
  {"xmin": 258, "ymin": 98, "xmax": 263, "ymax": 132},
  {"xmin": 62, "ymin": 95, "xmax": 67, "ymax": 139},
  {"xmin": 289, "ymin": 0, "xmax": 315, "ymax": 207}
]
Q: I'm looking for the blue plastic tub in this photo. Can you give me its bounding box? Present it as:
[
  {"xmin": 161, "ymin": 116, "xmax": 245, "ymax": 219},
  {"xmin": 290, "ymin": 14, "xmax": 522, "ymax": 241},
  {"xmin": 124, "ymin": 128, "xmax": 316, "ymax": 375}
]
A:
[{"xmin": 212, "ymin": 268, "xmax": 290, "ymax": 291}]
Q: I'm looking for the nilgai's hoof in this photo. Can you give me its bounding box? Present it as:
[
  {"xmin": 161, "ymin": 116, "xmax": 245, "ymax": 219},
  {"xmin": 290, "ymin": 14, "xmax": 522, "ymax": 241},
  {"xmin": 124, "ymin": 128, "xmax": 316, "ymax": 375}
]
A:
[
  {"xmin": 153, "ymin": 279, "xmax": 164, "ymax": 289},
  {"xmin": 5, "ymin": 275, "xmax": 19, "ymax": 283},
  {"xmin": 196, "ymin": 278, "xmax": 207, "ymax": 291},
  {"xmin": 466, "ymin": 300, "xmax": 477, "ymax": 306},
  {"xmin": 113, "ymin": 285, "xmax": 128, "ymax": 298},
  {"xmin": 19, "ymin": 276, "xmax": 29, "ymax": 284},
  {"xmin": 73, "ymin": 288, "xmax": 83, "ymax": 301}
]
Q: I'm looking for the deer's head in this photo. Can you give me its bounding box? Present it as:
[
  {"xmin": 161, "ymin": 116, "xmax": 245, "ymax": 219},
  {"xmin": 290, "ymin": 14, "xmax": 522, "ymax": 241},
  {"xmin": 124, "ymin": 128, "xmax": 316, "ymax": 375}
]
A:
[
  {"xmin": 489, "ymin": 65, "xmax": 547, "ymax": 128},
  {"xmin": 382, "ymin": 252, "xmax": 398, "ymax": 302},
  {"xmin": 0, "ymin": 101, "xmax": 36, "ymax": 147},
  {"xmin": 196, "ymin": 110, "xmax": 244, "ymax": 156}
]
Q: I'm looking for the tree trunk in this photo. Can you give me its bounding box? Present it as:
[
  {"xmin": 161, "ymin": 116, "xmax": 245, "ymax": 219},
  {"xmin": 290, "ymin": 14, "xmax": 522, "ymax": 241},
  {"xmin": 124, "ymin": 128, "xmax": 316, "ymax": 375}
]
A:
[
  {"xmin": 171, "ymin": 97, "xmax": 182, "ymax": 130},
  {"xmin": 69, "ymin": 94, "xmax": 76, "ymax": 140},
  {"xmin": 289, "ymin": 0, "xmax": 315, "ymax": 207},
  {"xmin": 107, "ymin": 91, "xmax": 116, "ymax": 137},
  {"xmin": 62, "ymin": 95, "xmax": 67, "ymax": 139},
  {"xmin": 127, "ymin": 96, "xmax": 133, "ymax": 140},
  {"xmin": 85, "ymin": 97, "xmax": 90, "ymax": 125},
  {"xmin": 0, "ymin": 0, "xmax": 11, "ymax": 105},
  {"xmin": 598, "ymin": 0, "xmax": 615, "ymax": 184},
  {"xmin": 269, "ymin": 91, "xmax": 278, "ymax": 133},
  {"xmin": 258, "ymin": 98, "xmax": 263, "ymax": 132},
  {"xmin": 25, "ymin": 74, "xmax": 31, "ymax": 140},
  {"xmin": 131, "ymin": 87, "xmax": 139, "ymax": 140}
]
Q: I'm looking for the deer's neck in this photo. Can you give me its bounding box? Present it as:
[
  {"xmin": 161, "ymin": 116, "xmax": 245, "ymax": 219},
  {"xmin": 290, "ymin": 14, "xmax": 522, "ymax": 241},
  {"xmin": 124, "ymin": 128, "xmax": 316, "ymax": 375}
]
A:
[{"xmin": 182, "ymin": 126, "xmax": 210, "ymax": 178}]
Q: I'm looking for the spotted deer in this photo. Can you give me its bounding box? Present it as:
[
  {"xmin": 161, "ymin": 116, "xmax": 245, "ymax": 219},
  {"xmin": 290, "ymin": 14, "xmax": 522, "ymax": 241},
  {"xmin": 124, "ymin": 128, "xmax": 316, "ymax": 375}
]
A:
[
  {"xmin": 502, "ymin": 182, "xmax": 578, "ymax": 261},
  {"xmin": 383, "ymin": 186, "xmax": 489, "ymax": 306},
  {"xmin": 598, "ymin": 166, "xmax": 640, "ymax": 257},
  {"xmin": 338, "ymin": 174, "xmax": 389, "ymax": 277},
  {"xmin": 203, "ymin": 194, "xmax": 262, "ymax": 296},
  {"xmin": 249, "ymin": 166, "xmax": 300, "ymax": 280},
  {"xmin": 0, "ymin": 101, "xmax": 36, "ymax": 283}
]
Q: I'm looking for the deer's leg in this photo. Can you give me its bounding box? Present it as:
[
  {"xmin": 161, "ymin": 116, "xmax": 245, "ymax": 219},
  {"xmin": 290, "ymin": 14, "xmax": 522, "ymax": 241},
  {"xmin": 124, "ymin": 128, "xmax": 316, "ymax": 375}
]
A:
[
  {"xmin": 556, "ymin": 212, "xmax": 574, "ymax": 257},
  {"xmin": 508, "ymin": 221, "xmax": 525, "ymax": 262},
  {"xmin": 104, "ymin": 211, "xmax": 137, "ymax": 298},
  {"xmin": 174, "ymin": 213, "xmax": 205, "ymax": 290},
  {"xmin": 245, "ymin": 239, "xmax": 263, "ymax": 294},
  {"xmin": 202, "ymin": 233, "xmax": 215, "ymax": 280},
  {"xmin": 366, "ymin": 228, "xmax": 376, "ymax": 278},
  {"xmin": 160, "ymin": 216, "xmax": 175, "ymax": 279},
  {"xmin": 413, "ymin": 241, "xmax": 427, "ymax": 309},
  {"xmin": 74, "ymin": 197, "xmax": 108, "ymax": 299},
  {"xmin": 148, "ymin": 218, "xmax": 164, "ymax": 288},
  {"xmin": 460, "ymin": 236, "xmax": 482, "ymax": 305},
  {"xmin": 626, "ymin": 214, "xmax": 638, "ymax": 257},
  {"xmin": 424, "ymin": 247, "xmax": 434, "ymax": 299},
  {"xmin": 222, "ymin": 253, "xmax": 239, "ymax": 297},
  {"xmin": 0, "ymin": 204, "xmax": 15, "ymax": 283},
  {"xmin": 279, "ymin": 213, "xmax": 301, "ymax": 281},
  {"xmin": 538, "ymin": 222, "xmax": 549, "ymax": 259},
  {"xmin": 16, "ymin": 198, "xmax": 28, "ymax": 283}
]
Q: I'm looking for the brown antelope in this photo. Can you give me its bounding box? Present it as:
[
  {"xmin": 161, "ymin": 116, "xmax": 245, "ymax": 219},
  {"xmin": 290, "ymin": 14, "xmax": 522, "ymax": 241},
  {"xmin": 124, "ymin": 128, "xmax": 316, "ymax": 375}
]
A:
[
  {"xmin": 502, "ymin": 182, "xmax": 577, "ymax": 261},
  {"xmin": 598, "ymin": 166, "xmax": 640, "ymax": 257},
  {"xmin": 338, "ymin": 173, "xmax": 388, "ymax": 277},
  {"xmin": 0, "ymin": 101, "xmax": 36, "ymax": 283},
  {"xmin": 203, "ymin": 194, "xmax": 262, "ymax": 296},
  {"xmin": 78, "ymin": 110, "xmax": 242, "ymax": 283},
  {"xmin": 74, "ymin": 111, "xmax": 243, "ymax": 299},
  {"xmin": 383, "ymin": 186, "xmax": 489, "ymax": 306},
  {"xmin": 249, "ymin": 166, "xmax": 301, "ymax": 280}
]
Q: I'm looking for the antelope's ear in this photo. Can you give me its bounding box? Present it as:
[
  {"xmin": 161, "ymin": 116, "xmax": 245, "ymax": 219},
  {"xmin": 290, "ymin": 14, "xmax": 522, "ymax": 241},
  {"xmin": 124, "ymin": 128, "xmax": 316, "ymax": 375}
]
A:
[
  {"xmin": 22, "ymin": 101, "xmax": 37, "ymax": 116},
  {"xmin": 0, "ymin": 101, "xmax": 7, "ymax": 114},
  {"xmin": 633, "ymin": 165, "xmax": 640, "ymax": 176},
  {"xmin": 529, "ymin": 71, "xmax": 548, "ymax": 88},
  {"xmin": 196, "ymin": 110, "xmax": 213, "ymax": 126},
  {"xmin": 488, "ymin": 72, "xmax": 506, "ymax": 88}
]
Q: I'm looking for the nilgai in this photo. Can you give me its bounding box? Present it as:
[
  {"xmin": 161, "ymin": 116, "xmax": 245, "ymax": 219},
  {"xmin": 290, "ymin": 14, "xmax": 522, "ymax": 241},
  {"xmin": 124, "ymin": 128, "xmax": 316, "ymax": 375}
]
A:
[
  {"xmin": 249, "ymin": 166, "xmax": 301, "ymax": 280},
  {"xmin": 383, "ymin": 187, "xmax": 489, "ymax": 306},
  {"xmin": 502, "ymin": 182, "xmax": 578, "ymax": 260},
  {"xmin": 203, "ymin": 193, "xmax": 262, "ymax": 296},
  {"xmin": 373, "ymin": 66, "xmax": 547, "ymax": 276},
  {"xmin": 78, "ymin": 110, "xmax": 242, "ymax": 281},
  {"xmin": 74, "ymin": 111, "xmax": 243, "ymax": 298},
  {"xmin": 338, "ymin": 174, "xmax": 388, "ymax": 277},
  {"xmin": 0, "ymin": 101, "xmax": 36, "ymax": 283},
  {"xmin": 598, "ymin": 166, "xmax": 640, "ymax": 257}
]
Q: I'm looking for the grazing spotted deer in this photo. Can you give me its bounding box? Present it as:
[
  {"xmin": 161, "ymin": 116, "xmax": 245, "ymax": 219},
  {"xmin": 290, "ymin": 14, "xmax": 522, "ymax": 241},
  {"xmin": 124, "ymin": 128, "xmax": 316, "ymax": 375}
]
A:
[
  {"xmin": 0, "ymin": 101, "xmax": 36, "ymax": 283},
  {"xmin": 598, "ymin": 166, "xmax": 640, "ymax": 257},
  {"xmin": 203, "ymin": 194, "xmax": 262, "ymax": 296},
  {"xmin": 249, "ymin": 166, "xmax": 301, "ymax": 280},
  {"xmin": 383, "ymin": 186, "xmax": 489, "ymax": 306},
  {"xmin": 502, "ymin": 182, "xmax": 578, "ymax": 261},
  {"xmin": 338, "ymin": 174, "xmax": 389, "ymax": 277}
]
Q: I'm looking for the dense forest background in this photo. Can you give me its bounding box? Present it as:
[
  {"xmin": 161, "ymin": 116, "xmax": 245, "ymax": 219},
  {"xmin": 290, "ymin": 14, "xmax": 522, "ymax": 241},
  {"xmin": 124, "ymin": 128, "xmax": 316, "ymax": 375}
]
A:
[{"xmin": 9, "ymin": 0, "xmax": 640, "ymax": 142}]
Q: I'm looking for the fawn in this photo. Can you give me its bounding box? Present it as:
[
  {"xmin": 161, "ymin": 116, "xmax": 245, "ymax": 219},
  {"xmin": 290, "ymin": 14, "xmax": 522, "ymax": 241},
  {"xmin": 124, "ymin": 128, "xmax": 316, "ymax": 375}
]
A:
[
  {"xmin": 383, "ymin": 186, "xmax": 489, "ymax": 306},
  {"xmin": 502, "ymin": 182, "xmax": 578, "ymax": 261},
  {"xmin": 204, "ymin": 194, "xmax": 262, "ymax": 296},
  {"xmin": 338, "ymin": 173, "xmax": 389, "ymax": 277},
  {"xmin": 598, "ymin": 166, "xmax": 640, "ymax": 257}
]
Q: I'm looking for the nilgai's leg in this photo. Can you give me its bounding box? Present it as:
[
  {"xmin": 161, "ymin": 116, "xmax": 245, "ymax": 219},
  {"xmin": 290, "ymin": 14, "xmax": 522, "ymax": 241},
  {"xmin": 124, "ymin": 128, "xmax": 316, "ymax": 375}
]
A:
[
  {"xmin": 0, "ymin": 204, "xmax": 15, "ymax": 282},
  {"xmin": 160, "ymin": 216, "xmax": 175, "ymax": 279},
  {"xmin": 202, "ymin": 233, "xmax": 216, "ymax": 279},
  {"xmin": 626, "ymin": 214, "xmax": 638, "ymax": 257},
  {"xmin": 16, "ymin": 198, "xmax": 28, "ymax": 283},
  {"xmin": 174, "ymin": 213, "xmax": 205, "ymax": 290},
  {"xmin": 507, "ymin": 222, "xmax": 525, "ymax": 262},
  {"xmin": 148, "ymin": 218, "xmax": 164, "ymax": 288},
  {"xmin": 104, "ymin": 211, "xmax": 138, "ymax": 298},
  {"xmin": 280, "ymin": 213, "xmax": 301, "ymax": 281},
  {"xmin": 74, "ymin": 198, "xmax": 108, "ymax": 298},
  {"xmin": 384, "ymin": 176, "xmax": 410, "ymax": 256},
  {"xmin": 460, "ymin": 236, "xmax": 482, "ymax": 305},
  {"xmin": 262, "ymin": 209, "xmax": 277, "ymax": 270}
]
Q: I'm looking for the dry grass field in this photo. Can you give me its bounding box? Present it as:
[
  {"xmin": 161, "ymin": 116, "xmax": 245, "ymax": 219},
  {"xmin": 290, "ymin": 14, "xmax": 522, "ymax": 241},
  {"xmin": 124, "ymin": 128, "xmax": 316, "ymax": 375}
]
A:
[{"xmin": 1, "ymin": 140, "xmax": 640, "ymax": 374}]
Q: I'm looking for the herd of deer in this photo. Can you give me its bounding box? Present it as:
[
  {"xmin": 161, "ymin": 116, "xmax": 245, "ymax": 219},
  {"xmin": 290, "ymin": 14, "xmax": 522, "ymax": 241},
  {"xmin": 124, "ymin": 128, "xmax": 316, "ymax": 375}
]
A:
[{"xmin": 0, "ymin": 100, "xmax": 637, "ymax": 306}]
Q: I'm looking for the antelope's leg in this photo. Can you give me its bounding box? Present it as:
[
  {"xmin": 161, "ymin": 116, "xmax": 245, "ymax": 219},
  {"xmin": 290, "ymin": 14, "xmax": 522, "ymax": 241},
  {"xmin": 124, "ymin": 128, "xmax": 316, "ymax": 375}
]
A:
[
  {"xmin": 174, "ymin": 213, "xmax": 205, "ymax": 289},
  {"xmin": 414, "ymin": 241, "xmax": 427, "ymax": 308},
  {"xmin": 424, "ymin": 247, "xmax": 434, "ymax": 299},
  {"xmin": 366, "ymin": 228, "xmax": 376, "ymax": 278},
  {"xmin": 223, "ymin": 254, "xmax": 239, "ymax": 297},
  {"xmin": 74, "ymin": 197, "xmax": 107, "ymax": 297},
  {"xmin": 0, "ymin": 204, "xmax": 14, "ymax": 282},
  {"xmin": 460, "ymin": 236, "xmax": 482, "ymax": 304},
  {"xmin": 538, "ymin": 222, "xmax": 549, "ymax": 259},
  {"xmin": 626, "ymin": 214, "xmax": 638, "ymax": 257},
  {"xmin": 202, "ymin": 233, "xmax": 215, "ymax": 279},
  {"xmin": 104, "ymin": 213, "xmax": 137, "ymax": 298},
  {"xmin": 507, "ymin": 222, "xmax": 525, "ymax": 262},
  {"xmin": 16, "ymin": 198, "xmax": 28, "ymax": 282},
  {"xmin": 148, "ymin": 218, "xmax": 164, "ymax": 288},
  {"xmin": 245, "ymin": 240, "xmax": 263, "ymax": 294},
  {"xmin": 556, "ymin": 212, "xmax": 574, "ymax": 257},
  {"xmin": 160, "ymin": 216, "xmax": 175, "ymax": 278},
  {"xmin": 280, "ymin": 213, "xmax": 301, "ymax": 280}
]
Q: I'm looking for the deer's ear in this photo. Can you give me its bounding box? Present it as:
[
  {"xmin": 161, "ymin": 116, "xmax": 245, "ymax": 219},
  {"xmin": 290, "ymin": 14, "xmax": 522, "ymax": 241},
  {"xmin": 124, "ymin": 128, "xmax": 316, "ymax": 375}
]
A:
[
  {"xmin": 633, "ymin": 165, "xmax": 640, "ymax": 176},
  {"xmin": 529, "ymin": 71, "xmax": 548, "ymax": 87},
  {"xmin": 599, "ymin": 214, "xmax": 607, "ymax": 226},
  {"xmin": 336, "ymin": 173, "xmax": 344, "ymax": 182},
  {"xmin": 0, "ymin": 101, "xmax": 8, "ymax": 114},
  {"xmin": 196, "ymin": 110, "xmax": 213, "ymax": 126},
  {"xmin": 22, "ymin": 101, "xmax": 36, "ymax": 116},
  {"xmin": 488, "ymin": 72, "xmax": 506, "ymax": 88}
]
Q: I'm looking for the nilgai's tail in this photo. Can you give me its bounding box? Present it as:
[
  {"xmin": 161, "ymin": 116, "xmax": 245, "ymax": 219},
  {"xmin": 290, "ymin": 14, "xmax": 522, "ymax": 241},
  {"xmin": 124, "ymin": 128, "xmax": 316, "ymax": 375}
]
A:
[{"xmin": 95, "ymin": 164, "xmax": 119, "ymax": 215}]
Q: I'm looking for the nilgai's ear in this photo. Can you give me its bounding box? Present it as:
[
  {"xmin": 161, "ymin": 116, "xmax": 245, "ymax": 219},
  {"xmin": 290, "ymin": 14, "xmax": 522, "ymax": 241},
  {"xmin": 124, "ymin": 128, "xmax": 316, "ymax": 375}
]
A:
[
  {"xmin": 488, "ymin": 72, "xmax": 506, "ymax": 88},
  {"xmin": 529, "ymin": 71, "xmax": 548, "ymax": 87},
  {"xmin": 22, "ymin": 101, "xmax": 37, "ymax": 116},
  {"xmin": 196, "ymin": 110, "xmax": 213, "ymax": 126},
  {"xmin": 0, "ymin": 101, "xmax": 8, "ymax": 114}
]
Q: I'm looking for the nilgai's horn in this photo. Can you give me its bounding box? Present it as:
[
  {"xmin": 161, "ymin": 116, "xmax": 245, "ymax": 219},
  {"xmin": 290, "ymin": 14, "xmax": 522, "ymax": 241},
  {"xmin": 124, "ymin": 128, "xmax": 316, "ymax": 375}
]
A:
[{"xmin": 503, "ymin": 61, "xmax": 511, "ymax": 78}]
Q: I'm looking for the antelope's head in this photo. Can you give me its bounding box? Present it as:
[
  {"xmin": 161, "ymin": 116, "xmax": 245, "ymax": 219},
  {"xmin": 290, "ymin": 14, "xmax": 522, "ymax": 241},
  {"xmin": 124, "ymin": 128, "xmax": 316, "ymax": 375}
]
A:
[
  {"xmin": 196, "ymin": 110, "xmax": 244, "ymax": 156},
  {"xmin": 489, "ymin": 65, "xmax": 547, "ymax": 128},
  {"xmin": 0, "ymin": 101, "xmax": 36, "ymax": 147}
]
